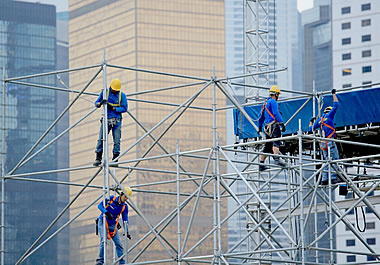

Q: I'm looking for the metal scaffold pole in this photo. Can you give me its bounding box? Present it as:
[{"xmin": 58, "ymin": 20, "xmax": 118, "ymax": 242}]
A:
[{"xmin": 1, "ymin": 57, "xmax": 379, "ymax": 265}]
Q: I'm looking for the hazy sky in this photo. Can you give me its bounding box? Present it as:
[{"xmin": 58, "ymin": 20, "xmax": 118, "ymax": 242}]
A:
[{"xmin": 20, "ymin": 0, "xmax": 313, "ymax": 13}]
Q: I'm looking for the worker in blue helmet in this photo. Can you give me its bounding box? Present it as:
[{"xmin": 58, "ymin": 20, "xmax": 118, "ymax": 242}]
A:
[
  {"xmin": 94, "ymin": 78, "xmax": 128, "ymax": 167},
  {"xmin": 309, "ymin": 89, "xmax": 340, "ymax": 185},
  {"xmin": 95, "ymin": 188, "xmax": 132, "ymax": 265},
  {"xmin": 258, "ymin": 85, "xmax": 287, "ymax": 171}
]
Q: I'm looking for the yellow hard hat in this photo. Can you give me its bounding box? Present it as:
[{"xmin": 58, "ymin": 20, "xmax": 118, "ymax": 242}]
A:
[
  {"xmin": 269, "ymin": 85, "xmax": 281, "ymax": 95},
  {"xmin": 324, "ymin": 106, "xmax": 332, "ymax": 113},
  {"xmin": 122, "ymin": 186, "xmax": 133, "ymax": 197},
  {"xmin": 110, "ymin": 78, "xmax": 121, "ymax": 91}
]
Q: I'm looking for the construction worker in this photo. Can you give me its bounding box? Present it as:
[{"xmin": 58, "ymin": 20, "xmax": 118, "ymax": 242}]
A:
[
  {"xmin": 94, "ymin": 78, "xmax": 128, "ymax": 166},
  {"xmin": 309, "ymin": 89, "xmax": 339, "ymax": 185},
  {"xmin": 95, "ymin": 188, "xmax": 132, "ymax": 265},
  {"xmin": 258, "ymin": 85, "xmax": 287, "ymax": 171}
]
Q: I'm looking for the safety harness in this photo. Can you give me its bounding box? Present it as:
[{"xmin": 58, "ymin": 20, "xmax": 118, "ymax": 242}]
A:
[
  {"xmin": 106, "ymin": 89, "xmax": 122, "ymax": 107},
  {"xmin": 262, "ymin": 99, "xmax": 278, "ymax": 136},
  {"xmin": 104, "ymin": 196, "xmax": 125, "ymax": 240},
  {"xmin": 320, "ymin": 116, "xmax": 336, "ymax": 151}
]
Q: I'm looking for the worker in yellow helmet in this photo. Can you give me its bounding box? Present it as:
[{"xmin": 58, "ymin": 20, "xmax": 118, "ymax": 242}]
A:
[
  {"xmin": 95, "ymin": 187, "xmax": 132, "ymax": 265},
  {"xmin": 258, "ymin": 85, "xmax": 287, "ymax": 171},
  {"xmin": 309, "ymin": 89, "xmax": 340, "ymax": 185},
  {"xmin": 94, "ymin": 79, "xmax": 128, "ymax": 166}
]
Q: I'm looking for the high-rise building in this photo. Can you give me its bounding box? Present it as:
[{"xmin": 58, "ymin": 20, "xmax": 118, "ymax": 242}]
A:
[
  {"xmin": 68, "ymin": 0, "xmax": 226, "ymax": 264},
  {"xmin": 0, "ymin": 1, "xmax": 68, "ymax": 264},
  {"xmin": 302, "ymin": 0, "xmax": 332, "ymax": 93},
  {"xmin": 332, "ymin": 1, "xmax": 380, "ymax": 263},
  {"xmin": 332, "ymin": 0, "xmax": 380, "ymax": 90}
]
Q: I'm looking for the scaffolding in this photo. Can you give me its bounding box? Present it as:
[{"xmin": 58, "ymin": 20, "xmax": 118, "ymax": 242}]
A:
[{"xmin": 1, "ymin": 57, "xmax": 380, "ymax": 265}]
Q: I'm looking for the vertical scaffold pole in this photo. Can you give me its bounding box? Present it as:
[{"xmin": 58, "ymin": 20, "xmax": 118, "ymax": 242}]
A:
[
  {"xmin": 176, "ymin": 140, "xmax": 181, "ymax": 265},
  {"xmin": 102, "ymin": 51, "xmax": 109, "ymax": 264},
  {"xmin": 1, "ymin": 65, "xmax": 6, "ymax": 265},
  {"xmin": 312, "ymin": 81, "xmax": 319, "ymax": 263},
  {"xmin": 298, "ymin": 119, "xmax": 305, "ymax": 265}
]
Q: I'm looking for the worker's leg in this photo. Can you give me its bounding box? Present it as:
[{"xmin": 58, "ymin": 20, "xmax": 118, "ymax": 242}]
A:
[
  {"xmin": 328, "ymin": 142, "xmax": 339, "ymax": 182},
  {"xmin": 111, "ymin": 119, "xmax": 122, "ymax": 155},
  {"xmin": 96, "ymin": 218, "xmax": 106, "ymax": 264},
  {"xmin": 111, "ymin": 229, "xmax": 126, "ymax": 264},
  {"xmin": 321, "ymin": 148, "xmax": 329, "ymax": 184},
  {"xmin": 272, "ymin": 125, "xmax": 286, "ymax": 167},
  {"xmin": 259, "ymin": 133, "xmax": 272, "ymax": 171}
]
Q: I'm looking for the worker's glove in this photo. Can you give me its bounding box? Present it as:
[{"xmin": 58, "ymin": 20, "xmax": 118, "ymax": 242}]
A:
[
  {"xmin": 127, "ymin": 232, "xmax": 132, "ymax": 240},
  {"xmin": 107, "ymin": 103, "xmax": 116, "ymax": 111},
  {"xmin": 98, "ymin": 99, "xmax": 108, "ymax": 107},
  {"xmin": 310, "ymin": 117, "xmax": 316, "ymax": 123},
  {"xmin": 105, "ymin": 211, "xmax": 114, "ymax": 220},
  {"xmin": 331, "ymin": 89, "xmax": 336, "ymax": 94},
  {"xmin": 280, "ymin": 123, "xmax": 286, "ymax": 132}
]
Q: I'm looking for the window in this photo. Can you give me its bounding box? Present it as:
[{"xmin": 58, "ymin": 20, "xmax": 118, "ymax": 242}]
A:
[
  {"xmin": 342, "ymin": 53, "xmax": 351, "ymax": 60},
  {"xmin": 362, "ymin": 3, "xmax": 371, "ymax": 11},
  {"xmin": 341, "ymin": 7, "xmax": 351, "ymax": 14},
  {"xmin": 362, "ymin": 66, "xmax": 372, "ymax": 73},
  {"xmin": 346, "ymin": 223, "xmax": 355, "ymax": 231},
  {"xmin": 366, "ymin": 207, "xmax": 374, "ymax": 213},
  {"xmin": 362, "ymin": 34, "xmax": 371, "ymax": 42},
  {"xmin": 367, "ymin": 238, "xmax": 376, "ymax": 245},
  {"xmin": 347, "ymin": 208, "xmax": 354, "ymax": 215},
  {"xmin": 362, "ymin": 19, "xmax": 371, "ymax": 27},
  {"xmin": 346, "ymin": 239, "xmax": 355, "ymax": 246},
  {"xmin": 362, "ymin": 81, "xmax": 372, "ymax": 87},
  {"xmin": 343, "ymin": 68, "xmax": 352, "ymax": 76},
  {"xmin": 342, "ymin": 38, "xmax": 351, "ymax": 45},
  {"xmin": 342, "ymin": 22, "xmax": 351, "ymax": 30},
  {"xmin": 362, "ymin": 50, "xmax": 371, "ymax": 58},
  {"xmin": 342, "ymin": 84, "xmax": 351, "ymax": 88},
  {"xmin": 367, "ymin": 222, "xmax": 375, "ymax": 229},
  {"xmin": 367, "ymin": 255, "xmax": 376, "ymax": 261},
  {"xmin": 347, "ymin": 255, "xmax": 356, "ymax": 262}
]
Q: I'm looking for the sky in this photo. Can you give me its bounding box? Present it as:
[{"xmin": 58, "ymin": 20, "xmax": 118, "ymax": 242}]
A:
[{"xmin": 20, "ymin": 0, "xmax": 313, "ymax": 13}]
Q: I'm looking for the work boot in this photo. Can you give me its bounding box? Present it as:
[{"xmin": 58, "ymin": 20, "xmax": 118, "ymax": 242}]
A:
[
  {"xmin": 259, "ymin": 161, "xmax": 269, "ymax": 171},
  {"xmin": 110, "ymin": 153, "xmax": 119, "ymax": 167},
  {"xmin": 273, "ymin": 157, "xmax": 287, "ymax": 167},
  {"xmin": 93, "ymin": 152, "xmax": 102, "ymax": 166}
]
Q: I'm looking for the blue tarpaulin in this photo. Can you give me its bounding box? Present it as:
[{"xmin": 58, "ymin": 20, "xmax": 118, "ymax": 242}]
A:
[{"xmin": 233, "ymin": 87, "xmax": 380, "ymax": 139}]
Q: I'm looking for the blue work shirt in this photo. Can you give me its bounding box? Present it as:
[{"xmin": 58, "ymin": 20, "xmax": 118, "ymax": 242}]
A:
[
  {"xmin": 98, "ymin": 195, "xmax": 129, "ymax": 228},
  {"xmin": 310, "ymin": 102, "xmax": 339, "ymax": 138},
  {"xmin": 258, "ymin": 97, "xmax": 283, "ymax": 130},
  {"xmin": 95, "ymin": 88, "xmax": 128, "ymax": 119}
]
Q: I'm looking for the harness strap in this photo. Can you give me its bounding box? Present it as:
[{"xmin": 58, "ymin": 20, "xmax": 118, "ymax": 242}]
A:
[
  {"xmin": 104, "ymin": 197, "xmax": 126, "ymax": 240},
  {"xmin": 320, "ymin": 118, "xmax": 336, "ymax": 151},
  {"xmin": 106, "ymin": 89, "xmax": 122, "ymax": 107}
]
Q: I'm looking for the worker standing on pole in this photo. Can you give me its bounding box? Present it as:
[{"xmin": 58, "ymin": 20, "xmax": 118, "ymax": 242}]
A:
[
  {"xmin": 309, "ymin": 89, "xmax": 340, "ymax": 185},
  {"xmin": 93, "ymin": 78, "xmax": 128, "ymax": 166},
  {"xmin": 258, "ymin": 85, "xmax": 287, "ymax": 171},
  {"xmin": 95, "ymin": 188, "xmax": 132, "ymax": 265}
]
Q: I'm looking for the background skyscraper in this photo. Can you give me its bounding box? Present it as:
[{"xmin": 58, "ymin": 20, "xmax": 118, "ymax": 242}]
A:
[
  {"xmin": 68, "ymin": 0, "xmax": 226, "ymax": 263},
  {"xmin": 0, "ymin": 1, "xmax": 69, "ymax": 264}
]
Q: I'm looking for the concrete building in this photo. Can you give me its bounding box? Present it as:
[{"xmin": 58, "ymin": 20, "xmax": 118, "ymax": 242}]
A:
[
  {"xmin": 332, "ymin": 0, "xmax": 380, "ymax": 90},
  {"xmin": 0, "ymin": 1, "xmax": 68, "ymax": 264},
  {"xmin": 68, "ymin": 0, "xmax": 226, "ymax": 264},
  {"xmin": 302, "ymin": 0, "xmax": 332, "ymax": 93},
  {"xmin": 332, "ymin": 1, "xmax": 380, "ymax": 263}
]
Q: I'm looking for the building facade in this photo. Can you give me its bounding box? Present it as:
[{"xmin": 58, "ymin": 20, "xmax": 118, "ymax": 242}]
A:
[
  {"xmin": 332, "ymin": 0, "xmax": 380, "ymax": 90},
  {"xmin": 68, "ymin": 0, "xmax": 226, "ymax": 263},
  {"xmin": 0, "ymin": 1, "xmax": 68, "ymax": 264},
  {"xmin": 302, "ymin": 0, "xmax": 332, "ymax": 93}
]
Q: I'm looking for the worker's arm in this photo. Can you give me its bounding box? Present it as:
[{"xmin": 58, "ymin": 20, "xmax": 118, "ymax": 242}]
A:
[
  {"xmin": 328, "ymin": 89, "xmax": 339, "ymax": 119},
  {"xmin": 270, "ymin": 100, "xmax": 284, "ymax": 123},
  {"xmin": 98, "ymin": 196, "xmax": 112, "ymax": 213},
  {"xmin": 122, "ymin": 205, "xmax": 129, "ymax": 233},
  {"xmin": 95, "ymin": 91, "xmax": 105, "ymax": 108},
  {"xmin": 115, "ymin": 92, "xmax": 128, "ymax": 113},
  {"xmin": 310, "ymin": 118, "xmax": 320, "ymax": 131}
]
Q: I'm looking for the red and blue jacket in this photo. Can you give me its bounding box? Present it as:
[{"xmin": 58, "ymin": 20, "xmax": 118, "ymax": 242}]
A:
[
  {"xmin": 98, "ymin": 195, "xmax": 129, "ymax": 228},
  {"xmin": 310, "ymin": 102, "xmax": 339, "ymax": 138},
  {"xmin": 258, "ymin": 97, "xmax": 283, "ymax": 130}
]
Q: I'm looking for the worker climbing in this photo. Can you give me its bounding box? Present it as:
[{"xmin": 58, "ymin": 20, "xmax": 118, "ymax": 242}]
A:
[
  {"xmin": 95, "ymin": 187, "xmax": 132, "ymax": 265},
  {"xmin": 258, "ymin": 85, "xmax": 287, "ymax": 171},
  {"xmin": 94, "ymin": 78, "xmax": 128, "ymax": 167},
  {"xmin": 309, "ymin": 89, "xmax": 340, "ymax": 185}
]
